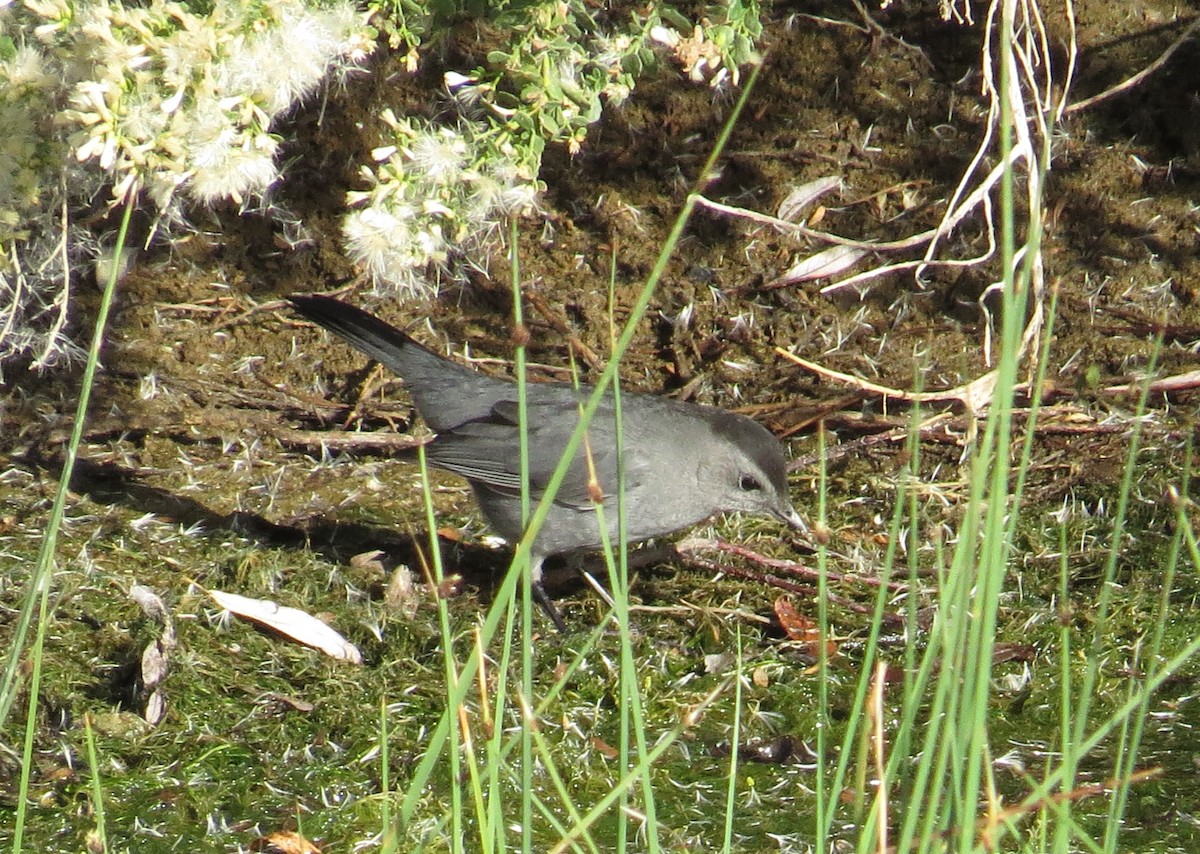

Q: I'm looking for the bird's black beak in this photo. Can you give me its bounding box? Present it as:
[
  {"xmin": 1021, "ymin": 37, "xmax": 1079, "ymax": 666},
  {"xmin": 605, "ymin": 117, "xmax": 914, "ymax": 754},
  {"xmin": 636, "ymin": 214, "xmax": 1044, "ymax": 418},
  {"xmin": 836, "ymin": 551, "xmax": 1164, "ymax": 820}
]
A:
[{"xmin": 778, "ymin": 505, "xmax": 807, "ymax": 532}]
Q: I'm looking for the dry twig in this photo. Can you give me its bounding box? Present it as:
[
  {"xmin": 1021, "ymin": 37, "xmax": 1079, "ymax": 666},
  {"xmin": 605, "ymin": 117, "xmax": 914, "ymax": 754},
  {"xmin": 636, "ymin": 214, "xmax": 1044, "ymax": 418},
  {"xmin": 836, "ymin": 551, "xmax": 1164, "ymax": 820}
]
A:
[{"xmin": 1065, "ymin": 18, "xmax": 1200, "ymax": 115}]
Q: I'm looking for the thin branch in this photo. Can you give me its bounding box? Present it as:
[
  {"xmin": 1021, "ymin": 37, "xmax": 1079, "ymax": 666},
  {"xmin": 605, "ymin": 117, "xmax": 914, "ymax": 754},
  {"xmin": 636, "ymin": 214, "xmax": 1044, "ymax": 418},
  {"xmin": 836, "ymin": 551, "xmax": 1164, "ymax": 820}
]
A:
[{"xmin": 1065, "ymin": 17, "xmax": 1200, "ymax": 115}]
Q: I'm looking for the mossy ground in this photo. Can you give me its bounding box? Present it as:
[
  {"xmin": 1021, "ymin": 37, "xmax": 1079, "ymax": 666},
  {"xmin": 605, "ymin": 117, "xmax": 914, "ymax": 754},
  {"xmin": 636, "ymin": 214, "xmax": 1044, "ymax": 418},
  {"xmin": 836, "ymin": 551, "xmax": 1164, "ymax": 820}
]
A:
[{"xmin": 4, "ymin": 1, "xmax": 1200, "ymax": 850}]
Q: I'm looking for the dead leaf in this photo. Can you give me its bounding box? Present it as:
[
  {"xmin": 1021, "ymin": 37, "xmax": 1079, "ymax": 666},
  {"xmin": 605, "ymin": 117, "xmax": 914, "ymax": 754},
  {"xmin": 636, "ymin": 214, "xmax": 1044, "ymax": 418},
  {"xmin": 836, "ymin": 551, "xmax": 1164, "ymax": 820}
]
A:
[
  {"xmin": 130, "ymin": 584, "xmax": 169, "ymax": 623},
  {"xmin": 992, "ymin": 643, "xmax": 1037, "ymax": 664},
  {"xmin": 384, "ymin": 564, "xmax": 418, "ymax": 617},
  {"xmin": 144, "ymin": 689, "xmax": 166, "ymax": 726},
  {"xmin": 435, "ymin": 574, "xmax": 463, "ymax": 599},
  {"xmin": 264, "ymin": 693, "xmax": 316, "ymax": 713},
  {"xmin": 131, "ymin": 583, "xmax": 175, "ymax": 725},
  {"xmin": 86, "ymin": 829, "xmax": 104, "ymax": 853},
  {"xmin": 349, "ymin": 550, "xmax": 386, "ymax": 572},
  {"xmin": 776, "ymin": 176, "xmax": 842, "ymax": 222},
  {"xmin": 141, "ymin": 640, "xmax": 169, "ymax": 688},
  {"xmin": 206, "ymin": 589, "xmax": 363, "ymax": 664},
  {"xmin": 591, "ymin": 736, "xmax": 619, "ymax": 759},
  {"xmin": 774, "ymin": 597, "xmax": 837, "ymax": 659},
  {"xmin": 250, "ymin": 830, "xmax": 321, "ymax": 853},
  {"xmin": 704, "ymin": 652, "xmax": 732, "ymax": 674},
  {"xmin": 770, "ymin": 244, "xmax": 867, "ymax": 287}
]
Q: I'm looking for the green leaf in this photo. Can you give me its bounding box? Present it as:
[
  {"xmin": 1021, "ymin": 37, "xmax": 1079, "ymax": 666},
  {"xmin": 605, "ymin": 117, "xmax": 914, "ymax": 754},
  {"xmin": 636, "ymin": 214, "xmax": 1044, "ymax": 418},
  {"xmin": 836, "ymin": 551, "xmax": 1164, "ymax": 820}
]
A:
[
  {"xmin": 660, "ymin": 7, "xmax": 691, "ymax": 30},
  {"xmin": 538, "ymin": 109, "xmax": 560, "ymax": 136}
]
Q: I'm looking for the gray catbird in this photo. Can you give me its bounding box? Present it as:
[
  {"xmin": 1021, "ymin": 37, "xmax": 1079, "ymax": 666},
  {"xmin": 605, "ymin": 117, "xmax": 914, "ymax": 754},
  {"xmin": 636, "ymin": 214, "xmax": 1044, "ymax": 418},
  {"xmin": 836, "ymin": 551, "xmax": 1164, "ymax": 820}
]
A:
[{"xmin": 289, "ymin": 294, "xmax": 804, "ymax": 629}]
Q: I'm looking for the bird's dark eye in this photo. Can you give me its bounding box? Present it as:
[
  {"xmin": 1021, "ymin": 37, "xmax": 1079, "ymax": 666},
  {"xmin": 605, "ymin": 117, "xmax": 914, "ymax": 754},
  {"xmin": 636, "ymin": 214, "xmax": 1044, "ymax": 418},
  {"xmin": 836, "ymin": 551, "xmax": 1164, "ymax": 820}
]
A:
[{"xmin": 739, "ymin": 474, "xmax": 762, "ymax": 492}]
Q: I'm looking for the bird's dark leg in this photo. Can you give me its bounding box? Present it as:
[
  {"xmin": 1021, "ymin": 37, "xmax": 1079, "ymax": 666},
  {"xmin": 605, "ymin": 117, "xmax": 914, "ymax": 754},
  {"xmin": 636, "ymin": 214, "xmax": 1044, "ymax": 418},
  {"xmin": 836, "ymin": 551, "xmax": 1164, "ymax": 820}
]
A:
[{"xmin": 532, "ymin": 580, "xmax": 569, "ymax": 633}]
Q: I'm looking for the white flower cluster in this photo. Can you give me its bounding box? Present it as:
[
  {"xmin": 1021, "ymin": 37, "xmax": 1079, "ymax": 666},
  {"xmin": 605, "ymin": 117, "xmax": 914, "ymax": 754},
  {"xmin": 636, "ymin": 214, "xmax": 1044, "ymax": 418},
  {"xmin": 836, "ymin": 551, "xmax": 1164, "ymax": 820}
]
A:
[
  {"xmin": 0, "ymin": 23, "xmax": 89, "ymax": 370},
  {"xmin": 0, "ymin": 0, "xmax": 373, "ymax": 368},
  {"xmin": 0, "ymin": 44, "xmax": 58, "ymax": 241},
  {"xmin": 343, "ymin": 109, "xmax": 539, "ymax": 300},
  {"xmin": 47, "ymin": 0, "xmax": 373, "ymax": 212}
]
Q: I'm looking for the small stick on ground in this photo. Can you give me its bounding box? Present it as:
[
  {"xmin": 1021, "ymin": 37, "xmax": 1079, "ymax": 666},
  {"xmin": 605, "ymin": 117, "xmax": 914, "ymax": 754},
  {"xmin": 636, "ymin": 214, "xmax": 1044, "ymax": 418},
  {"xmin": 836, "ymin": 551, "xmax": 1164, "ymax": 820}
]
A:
[
  {"xmin": 678, "ymin": 538, "xmax": 915, "ymax": 592},
  {"xmin": 1065, "ymin": 18, "xmax": 1200, "ymax": 115},
  {"xmin": 524, "ymin": 288, "xmax": 606, "ymax": 372},
  {"xmin": 674, "ymin": 544, "xmax": 907, "ymax": 627}
]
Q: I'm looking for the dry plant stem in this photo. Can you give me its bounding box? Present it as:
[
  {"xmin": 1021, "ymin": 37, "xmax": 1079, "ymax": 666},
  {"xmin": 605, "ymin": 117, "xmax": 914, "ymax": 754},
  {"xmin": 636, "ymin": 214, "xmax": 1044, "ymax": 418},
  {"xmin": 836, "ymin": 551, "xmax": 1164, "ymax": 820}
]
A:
[
  {"xmin": 695, "ymin": 141, "xmax": 1018, "ymax": 295},
  {"xmin": 676, "ymin": 551, "xmax": 906, "ymax": 625},
  {"xmin": 155, "ymin": 297, "xmax": 284, "ymax": 329},
  {"xmin": 34, "ymin": 194, "xmax": 73, "ymax": 369},
  {"xmin": 849, "ymin": 0, "xmax": 933, "ymax": 69},
  {"xmin": 760, "ymin": 394, "xmax": 865, "ymax": 439},
  {"xmin": 340, "ymin": 363, "xmax": 395, "ymax": 430},
  {"xmin": 789, "ymin": 3, "xmax": 932, "ymax": 70},
  {"xmin": 625, "ymin": 603, "xmax": 772, "ymax": 624},
  {"xmin": 0, "ymin": 243, "xmax": 20, "ymax": 345},
  {"xmin": 1103, "ymin": 369, "xmax": 1200, "ymax": 396},
  {"xmin": 578, "ymin": 569, "xmax": 618, "ymax": 610},
  {"xmin": 976, "ymin": 768, "xmax": 1162, "ymax": 849},
  {"xmin": 694, "ymin": 194, "xmax": 938, "ymax": 253},
  {"xmin": 1064, "ymin": 17, "xmax": 1200, "ymax": 115},
  {"xmin": 154, "ymin": 283, "xmax": 361, "ymax": 330},
  {"xmin": 964, "ymin": 0, "xmax": 1055, "ymax": 371},
  {"xmin": 273, "ymin": 428, "xmax": 426, "ymax": 454},
  {"xmin": 1082, "ymin": 301, "xmax": 1200, "ymax": 344},
  {"xmin": 786, "ymin": 406, "xmax": 1133, "ymax": 473},
  {"xmin": 472, "ymin": 627, "xmax": 492, "ymax": 737},
  {"xmin": 787, "ymin": 426, "xmax": 937, "ymax": 470},
  {"xmin": 1056, "ymin": 0, "xmax": 1079, "ymax": 121},
  {"xmin": 19, "ymin": 402, "xmax": 424, "ymax": 460},
  {"xmin": 523, "ymin": 288, "xmax": 605, "ymax": 372},
  {"xmin": 993, "ymin": 0, "xmax": 1050, "ymax": 363},
  {"xmin": 907, "ymin": 765, "xmax": 1166, "ymax": 850},
  {"xmin": 709, "ymin": 3, "xmax": 1059, "ymax": 441},
  {"xmin": 919, "ymin": 7, "xmax": 1006, "ymax": 284},
  {"xmin": 679, "ymin": 538, "xmax": 911, "ymax": 592},
  {"xmin": 775, "ymin": 346, "xmax": 1003, "ymax": 414},
  {"xmin": 770, "ymin": 0, "xmax": 1059, "ymax": 436},
  {"xmin": 870, "ymin": 660, "xmax": 889, "ymax": 854}
]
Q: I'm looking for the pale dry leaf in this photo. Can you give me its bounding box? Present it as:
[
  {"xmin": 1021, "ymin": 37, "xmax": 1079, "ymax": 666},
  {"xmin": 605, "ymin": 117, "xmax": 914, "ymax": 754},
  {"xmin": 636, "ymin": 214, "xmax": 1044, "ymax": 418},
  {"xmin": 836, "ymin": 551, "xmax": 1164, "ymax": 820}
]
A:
[
  {"xmin": 129, "ymin": 583, "xmax": 168, "ymax": 623},
  {"xmin": 704, "ymin": 652, "xmax": 732, "ymax": 674},
  {"xmin": 772, "ymin": 244, "xmax": 867, "ymax": 287},
  {"xmin": 349, "ymin": 549, "xmax": 386, "ymax": 571},
  {"xmin": 144, "ymin": 689, "xmax": 166, "ymax": 726},
  {"xmin": 384, "ymin": 564, "xmax": 418, "ymax": 618},
  {"xmin": 776, "ymin": 176, "xmax": 842, "ymax": 223},
  {"xmin": 86, "ymin": 829, "xmax": 105, "ymax": 853},
  {"xmin": 264, "ymin": 693, "xmax": 315, "ymax": 713},
  {"xmin": 141, "ymin": 640, "xmax": 169, "ymax": 688},
  {"xmin": 207, "ymin": 589, "xmax": 363, "ymax": 664}
]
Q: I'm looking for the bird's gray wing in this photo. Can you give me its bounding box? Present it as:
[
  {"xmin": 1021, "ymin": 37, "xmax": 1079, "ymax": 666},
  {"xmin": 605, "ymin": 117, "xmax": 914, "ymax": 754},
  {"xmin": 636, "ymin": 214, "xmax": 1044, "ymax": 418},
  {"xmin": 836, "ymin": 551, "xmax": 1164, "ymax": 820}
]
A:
[{"xmin": 427, "ymin": 395, "xmax": 630, "ymax": 508}]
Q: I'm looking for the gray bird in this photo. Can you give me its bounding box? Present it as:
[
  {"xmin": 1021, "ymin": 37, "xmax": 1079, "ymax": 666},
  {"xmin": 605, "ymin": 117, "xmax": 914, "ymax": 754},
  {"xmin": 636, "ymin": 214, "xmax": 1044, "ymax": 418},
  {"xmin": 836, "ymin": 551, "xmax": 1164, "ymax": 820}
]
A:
[{"xmin": 289, "ymin": 294, "xmax": 804, "ymax": 630}]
